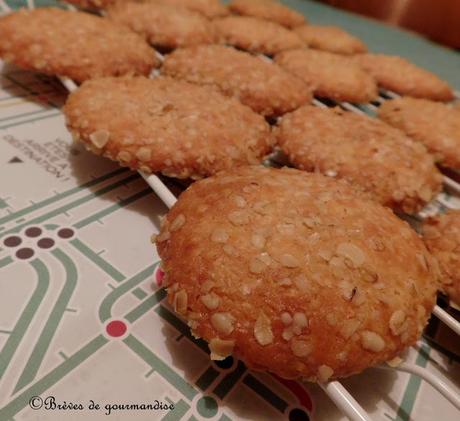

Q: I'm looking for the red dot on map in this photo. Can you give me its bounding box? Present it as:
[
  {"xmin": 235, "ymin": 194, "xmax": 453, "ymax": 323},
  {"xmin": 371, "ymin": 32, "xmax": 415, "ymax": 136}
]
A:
[{"xmin": 106, "ymin": 320, "xmax": 127, "ymax": 338}]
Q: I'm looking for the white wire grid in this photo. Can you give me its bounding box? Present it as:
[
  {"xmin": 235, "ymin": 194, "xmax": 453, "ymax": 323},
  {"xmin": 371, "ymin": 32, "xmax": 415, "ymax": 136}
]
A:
[
  {"xmin": 1, "ymin": 1, "xmax": 458, "ymax": 419},
  {"xmin": 59, "ymin": 51, "xmax": 460, "ymax": 421},
  {"xmin": 140, "ymin": 88, "xmax": 460, "ymax": 421},
  {"xmin": 62, "ymin": 75, "xmax": 460, "ymax": 421}
]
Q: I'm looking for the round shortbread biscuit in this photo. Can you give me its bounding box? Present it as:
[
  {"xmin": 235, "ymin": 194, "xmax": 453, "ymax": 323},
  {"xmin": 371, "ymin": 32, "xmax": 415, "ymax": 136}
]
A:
[
  {"xmin": 228, "ymin": 0, "xmax": 305, "ymax": 28},
  {"xmin": 0, "ymin": 8, "xmax": 158, "ymax": 83},
  {"xmin": 422, "ymin": 211, "xmax": 460, "ymax": 306},
  {"xmin": 274, "ymin": 49, "xmax": 378, "ymax": 103},
  {"xmin": 294, "ymin": 25, "xmax": 367, "ymax": 55},
  {"xmin": 152, "ymin": 0, "xmax": 229, "ymax": 18},
  {"xmin": 156, "ymin": 166, "xmax": 437, "ymax": 381},
  {"xmin": 63, "ymin": 77, "xmax": 272, "ymax": 179},
  {"xmin": 67, "ymin": 0, "xmax": 229, "ymax": 17},
  {"xmin": 161, "ymin": 45, "xmax": 312, "ymax": 116},
  {"xmin": 107, "ymin": 1, "xmax": 215, "ymax": 50},
  {"xmin": 353, "ymin": 54, "xmax": 454, "ymax": 101},
  {"xmin": 379, "ymin": 97, "xmax": 460, "ymax": 169},
  {"xmin": 213, "ymin": 16, "xmax": 304, "ymax": 56},
  {"xmin": 276, "ymin": 106, "xmax": 442, "ymax": 214}
]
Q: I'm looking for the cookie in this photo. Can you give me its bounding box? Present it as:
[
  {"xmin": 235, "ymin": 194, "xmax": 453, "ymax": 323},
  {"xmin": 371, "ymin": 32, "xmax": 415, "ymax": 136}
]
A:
[
  {"xmin": 294, "ymin": 25, "xmax": 366, "ymax": 55},
  {"xmin": 275, "ymin": 106, "xmax": 442, "ymax": 214},
  {"xmin": 156, "ymin": 166, "xmax": 437, "ymax": 381},
  {"xmin": 379, "ymin": 97, "xmax": 460, "ymax": 168},
  {"xmin": 274, "ymin": 49, "xmax": 378, "ymax": 103},
  {"xmin": 213, "ymin": 16, "xmax": 304, "ymax": 56},
  {"xmin": 67, "ymin": 0, "xmax": 228, "ymax": 17},
  {"xmin": 422, "ymin": 211, "xmax": 460, "ymax": 306},
  {"xmin": 107, "ymin": 1, "xmax": 215, "ymax": 50},
  {"xmin": 228, "ymin": 0, "xmax": 305, "ymax": 28},
  {"xmin": 0, "ymin": 8, "xmax": 158, "ymax": 83},
  {"xmin": 152, "ymin": 0, "xmax": 229, "ymax": 18},
  {"xmin": 63, "ymin": 77, "xmax": 272, "ymax": 179},
  {"xmin": 161, "ymin": 45, "xmax": 312, "ymax": 116},
  {"xmin": 353, "ymin": 54, "xmax": 454, "ymax": 101}
]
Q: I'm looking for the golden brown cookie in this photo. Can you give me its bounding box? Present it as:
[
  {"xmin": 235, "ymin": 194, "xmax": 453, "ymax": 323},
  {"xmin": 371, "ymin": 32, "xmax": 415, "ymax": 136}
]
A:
[
  {"xmin": 0, "ymin": 8, "xmax": 158, "ymax": 83},
  {"xmin": 107, "ymin": 1, "xmax": 215, "ymax": 50},
  {"xmin": 379, "ymin": 97, "xmax": 460, "ymax": 169},
  {"xmin": 63, "ymin": 77, "xmax": 272, "ymax": 179},
  {"xmin": 274, "ymin": 49, "xmax": 378, "ymax": 103},
  {"xmin": 354, "ymin": 54, "xmax": 454, "ymax": 101},
  {"xmin": 161, "ymin": 45, "xmax": 312, "ymax": 116},
  {"xmin": 156, "ymin": 166, "xmax": 437, "ymax": 381},
  {"xmin": 422, "ymin": 211, "xmax": 460, "ymax": 306},
  {"xmin": 275, "ymin": 106, "xmax": 442, "ymax": 214},
  {"xmin": 228, "ymin": 0, "xmax": 305, "ymax": 28},
  {"xmin": 67, "ymin": 0, "xmax": 229, "ymax": 17},
  {"xmin": 213, "ymin": 16, "xmax": 304, "ymax": 56},
  {"xmin": 294, "ymin": 25, "xmax": 366, "ymax": 55},
  {"xmin": 152, "ymin": 0, "xmax": 229, "ymax": 18}
]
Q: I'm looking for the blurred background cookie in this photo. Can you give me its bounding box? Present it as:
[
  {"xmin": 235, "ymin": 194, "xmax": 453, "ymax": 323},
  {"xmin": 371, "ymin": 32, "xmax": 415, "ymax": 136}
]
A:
[
  {"xmin": 379, "ymin": 97, "xmax": 460, "ymax": 168},
  {"xmin": 107, "ymin": 1, "xmax": 216, "ymax": 51},
  {"xmin": 294, "ymin": 25, "xmax": 367, "ymax": 55},
  {"xmin": 354, "ymin": 54, "xmax": 454, "ymax": 101},
  {"xmin": 275, "ymin": 49, "xmax": 378, "ymax": 103},
  {"xmin": 276, "ymin": 106, "xmax": 442, "ymax": 214},
  {"xmin": 161, "ymin": 45, "xmax": 312, "ymax": 116},
  {"xmin": 66, "ymin": 0, "xmax": 228, "ymax": 17},
  {"xmin": 213, "ymin": 16, "xmax": 304, "ymax": 56},
  {"xmin": 0, "ymin": 8, "xmax": 158, "ymax": 83},
  {"xmin": 156, "ymin": 166, "xmax": 437, "ymax": 380},
  {"xmin": 151, "ymin": 0, "xmax": 229, "ymax": 18},
  {"xmin": 228, "ymin": 0, "xmax": 305, "ymax": 28},
  {"xmin": 422, "ymin": 211, "xmax": 460, "ymax": 306},
  {"xmin": 63, "ymin": 77, "xmax": 273, "ymax": 179}
]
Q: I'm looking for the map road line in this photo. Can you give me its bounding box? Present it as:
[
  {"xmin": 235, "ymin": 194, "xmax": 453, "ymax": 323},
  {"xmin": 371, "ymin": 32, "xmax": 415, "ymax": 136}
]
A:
[
  {"xmin": 70, "ymin": 238, "xmax": 126, "ymax": 283},
  {"xmin": 0, "ymin": 167, "xmax": 127, "ymax": 226},
  {"xmin": 99, "ymin": 262, "xmax": 159, "ymax": 323},
  {"xmin": 0, "ymin": 173, "xmax": 139, "ymax": 238},
  {"xmin": 0, "ymin": 335, "xmax": 109, "ymax": 420},
  {"xmin": 13, "ymin": 248, "xmax": 78, "ymax": 393},
  {"xmin": 123, "ymin": 334, "xmax": 199, "ymax": 402},
  {"xmin": 0, "ymin": 259, "xmax": 50, "ymax": 380}
]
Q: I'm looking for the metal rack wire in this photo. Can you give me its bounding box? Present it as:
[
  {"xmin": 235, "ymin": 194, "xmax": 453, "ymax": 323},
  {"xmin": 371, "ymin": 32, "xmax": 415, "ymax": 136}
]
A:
[
  {"xmin": 59, "ymin": 75, "xmax": 460, "ymax": 420},
  {"xmin": 2, "ymin": 3, "xmax": 453, "ymax": 418},
  {"xmin": 322, "ymin": 92, "xmax": 460, "ymax": 337},
  {"xmin": 1, "ymin": 1, "xmax": 458, "ymax": 419}
]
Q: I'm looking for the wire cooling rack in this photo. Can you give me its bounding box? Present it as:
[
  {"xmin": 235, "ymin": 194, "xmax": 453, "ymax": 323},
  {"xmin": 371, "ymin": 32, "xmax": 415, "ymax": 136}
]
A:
[
  {"xmin": 149, "ymin": 94, "xmax": 460, "ymax": 421},
  {"xmin": 58, "ymin": 68, "xmax": 460, "ymax": 420},
  {"xmin": 1, "ymin": 2, "xmax": 458, "ymax": 419}
]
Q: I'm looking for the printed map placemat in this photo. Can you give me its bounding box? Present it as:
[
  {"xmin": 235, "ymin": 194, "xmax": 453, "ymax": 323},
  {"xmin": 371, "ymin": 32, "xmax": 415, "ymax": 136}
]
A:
[{"xmin": 0, "ymin": 1, "xmax": 459, "ymax": 420}]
